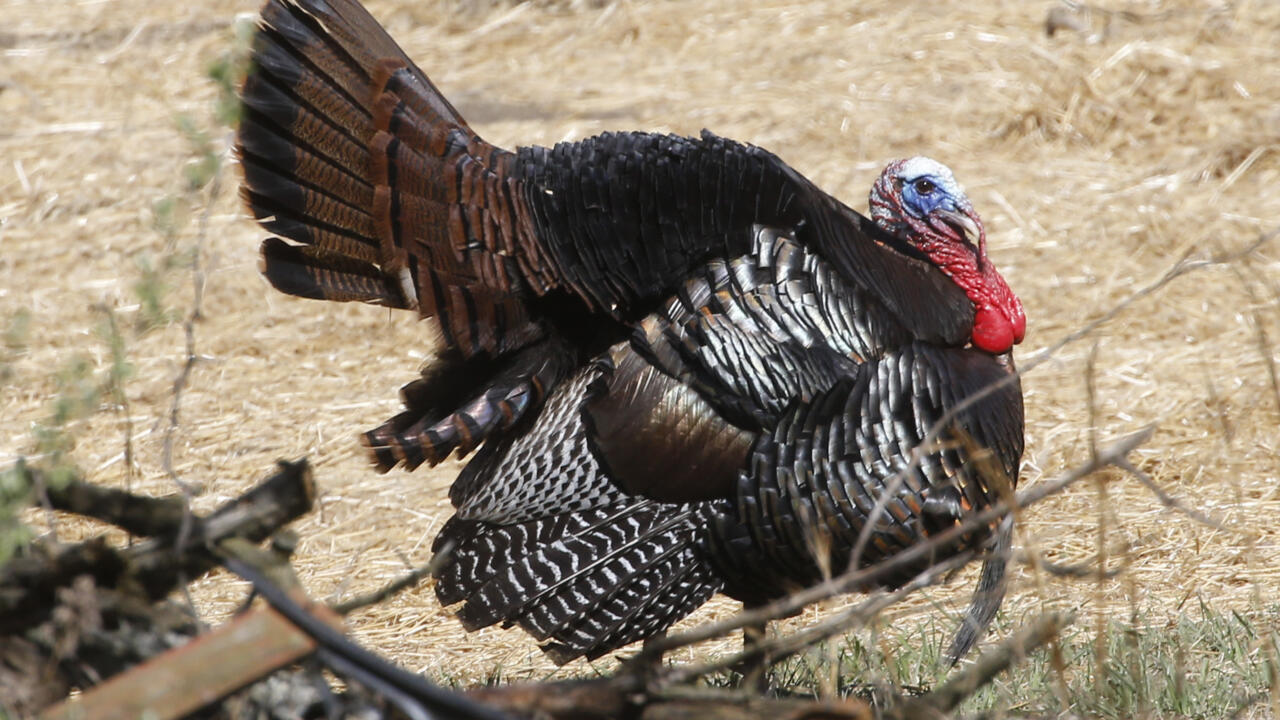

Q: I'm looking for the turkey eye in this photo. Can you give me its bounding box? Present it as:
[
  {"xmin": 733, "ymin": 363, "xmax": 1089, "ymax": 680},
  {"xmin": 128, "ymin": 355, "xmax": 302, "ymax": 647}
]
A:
[{"xmin": 913, "ymin": 178, "xmax": 936, "ymax": 195}]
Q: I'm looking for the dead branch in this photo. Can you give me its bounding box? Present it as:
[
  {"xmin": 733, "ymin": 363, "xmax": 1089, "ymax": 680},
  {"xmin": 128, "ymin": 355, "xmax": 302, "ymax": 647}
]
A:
[
  {"xmin": 6, "ymin": 444, "xmax": 1095, "ymax": 720},
  {"xmin": 30, "ymin": 465, "xmax": 187, "ymax": 536},
  {"xmin": 0, "ymin": 459, "xmax": 315, "ymax": 633},
  {"xmin": 38, "ymin": 591, "xmax": 346, "ymax": 720},
  {"xmin": 1022, "ymin": 550, "xmax": 1128, "ymax": 579},
  {"xmin": 466, "ymin": 674, "xmax": 872, "ymax": 720},
  {"xmin": 660, "ymin": 552, "xmax": 978, "ymax": 687},
  {"xmin": 1114, "ymin": 457, "xmax": 1247, "ymax": 537},
  {"xmin": 122, "ymin": 459, "xmax": 315, "ymax": 599},
  {"xmin": 468, "ymin": 610, "xmax": 1074, "ymax": 720},
  {"xmin": 920, "ymin": 226, "xmax": 1278, "ymax": 459},
  {"xmin": 333, "ymin": 556, "xmax": 442, "ymax": 616}
]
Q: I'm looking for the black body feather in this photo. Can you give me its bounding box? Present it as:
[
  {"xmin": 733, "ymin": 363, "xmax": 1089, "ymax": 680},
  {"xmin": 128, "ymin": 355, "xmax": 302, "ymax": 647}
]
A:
[{"xmin": 237, "ymin": 0, "xmax": 1025, "ymax": 664}]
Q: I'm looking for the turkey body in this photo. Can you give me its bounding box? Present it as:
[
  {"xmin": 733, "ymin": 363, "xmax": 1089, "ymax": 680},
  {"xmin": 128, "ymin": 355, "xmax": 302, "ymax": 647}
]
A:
[{"xmin": 237, "ymin": 0, "xmax": 1026, "ymax": 663}]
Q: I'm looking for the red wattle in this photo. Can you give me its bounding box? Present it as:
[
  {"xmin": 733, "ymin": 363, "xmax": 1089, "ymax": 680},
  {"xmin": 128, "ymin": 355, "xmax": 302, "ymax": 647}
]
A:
[
  {"xmin": 971, "ymin": 262, "xmax": 1026, "ymax": 353},
  {"xmin": 972, "ymin": 306, "xmax": 1016, "ymax": 354},
  {"xmin": 1009, "ymin": 296, "xmax": 1027, "ymax": 344}
]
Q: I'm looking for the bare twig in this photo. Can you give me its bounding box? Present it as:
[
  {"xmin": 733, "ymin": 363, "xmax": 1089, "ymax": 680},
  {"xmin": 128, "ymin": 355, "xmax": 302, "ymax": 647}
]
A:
[
  {"xmin": 1251, "ymin": 309, "xmax": 1280, "ymax": 418},
  {"xmin": 92, "ymin": 304, "xmax": 137, "ymax": 499},
  {"xmin": 1115, "ymin": 457, "xmax": 1249, "ymax": 537},
  {"xmin": 1023, "ymin": 549, "xmax": 1128, "ymax": 579},
  {"xmin": 34, "ymin": 468, "xmax": 186, "ymax": 537},
  {"xmin": 160, "ymin": 172, "xmax": 215, "ymax": 493},
  {"xmin": 162, "ymin": 148, "xmax": 224, "ymax": 621},
  {"xmin": 333, "ymin": 553, "xmax": 449, "ymax": 616},
  {"xmin": 658, "ymin": 551, "xmax": 978, "ymax": 686},
  {"xmin": 921, "ymin": 227, "xmax": 1279, "ymax": 458},
  {"xmin": 838, "ymin": 229, "xmax": 1277, "ymax": 617},
  {"xmin": 1225, "ymin": 256, "xmax": 1280, "ymax": 421},
  {"xmin": 1084, "ymin": 341, "xmax": 1111, "ymax": 702},
  {"xmin": 891, "ymin": 611, "xmax": 1075, "ymax": 718}
]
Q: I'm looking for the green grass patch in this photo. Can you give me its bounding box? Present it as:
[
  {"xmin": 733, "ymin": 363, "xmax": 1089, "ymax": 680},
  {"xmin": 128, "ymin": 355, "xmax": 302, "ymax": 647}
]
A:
[{"xmin": 751, "ymin": 604, "xmax": 1279, "ymax": 718}]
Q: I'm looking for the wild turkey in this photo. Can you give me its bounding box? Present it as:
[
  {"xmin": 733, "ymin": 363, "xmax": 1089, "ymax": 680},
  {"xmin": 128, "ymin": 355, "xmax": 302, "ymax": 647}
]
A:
[{"xmin": 237, "ymin": 0, "xmax": 1026, "ymax": 666}]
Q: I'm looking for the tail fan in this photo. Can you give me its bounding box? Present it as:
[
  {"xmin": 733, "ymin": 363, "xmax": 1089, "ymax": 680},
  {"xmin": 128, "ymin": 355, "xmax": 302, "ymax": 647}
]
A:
[
  {"xmin": 238, "ymin": 0, "xmax": 545, "ymax": 358},
  {"xmin": 259, "ymin": 236, "xmax": 404, "ymax": 305}
]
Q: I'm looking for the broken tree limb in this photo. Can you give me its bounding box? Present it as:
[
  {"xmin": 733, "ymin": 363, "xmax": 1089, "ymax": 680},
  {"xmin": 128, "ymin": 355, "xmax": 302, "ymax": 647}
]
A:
[
  {"xmin": 0, "ymin": 459, "xmax": 315, "ymax": 634},
  {"xmin": 464, "ymin": 675, "xmax": 872, "ymax": 720},
  {"xmin": 223, "ymin": 552, "xmax": 513, "ymax": 720},
  {"xmin": 122, "ymin": 458, "xmax": 316, "ymax": 594},
  {"xmin": 660, "ymin": 552, "xmax": 978, "ymax": 687},
  {"xmin": 332, "ymin": 555, "xmax": 444, "ymax": 616},
  {"xmin": 37, "ymin": 589, "xmax": 346, "ymax": 720},
  {"xmin": 25, "ymin": 462, "xmax": 189, "ymax": 537}
]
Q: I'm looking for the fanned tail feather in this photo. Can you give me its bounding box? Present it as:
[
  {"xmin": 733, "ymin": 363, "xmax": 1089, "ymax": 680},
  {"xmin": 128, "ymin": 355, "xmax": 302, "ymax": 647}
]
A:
[
  {"xmin": 260, "ymin": 236, "xmax": 404, "ymax": 305},
  {"xmin": 238, "ymin": 0, "xmax": 545, "ymax": 358},
  {"xmin": 240, "ymin": 0, "xmax": 580, "ymax": 472}
]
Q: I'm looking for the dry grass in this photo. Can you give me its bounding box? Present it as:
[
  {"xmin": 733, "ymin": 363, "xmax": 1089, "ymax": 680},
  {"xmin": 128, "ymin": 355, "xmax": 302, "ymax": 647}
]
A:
[{"xmin": 2, "ymin": 0, "xmax": 1279, "ymax": 697}]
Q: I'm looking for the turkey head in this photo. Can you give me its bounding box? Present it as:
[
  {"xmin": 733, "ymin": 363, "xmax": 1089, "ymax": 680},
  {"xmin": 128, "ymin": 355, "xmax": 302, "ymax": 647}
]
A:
[{"xmin": 870, "ymin": 157, "xmax": 1027, "ymax": 353}]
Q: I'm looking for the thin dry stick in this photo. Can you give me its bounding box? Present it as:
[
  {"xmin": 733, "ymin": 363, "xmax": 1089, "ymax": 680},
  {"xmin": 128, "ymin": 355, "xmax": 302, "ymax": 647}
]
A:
[
  {"xmin": 893, "ymin": 611, "xmax": 1075, "ymax": 718},
  {"xmin": 658, "ymin": 551, "xmax": 977, "ymax": 687},
  {"xmin": 333, "ymin": 553, "xmax": 450, "ymax": 616},
  {"xmin": 1236, "ymin": 262, "xmax": 1280, "ymax": 720},
  {"xmin": 1085, "ymin": 342, "xmax": 1110, "ymax": 704},
  {"xmin": 1115, "ymin": 458, "xmax": 1249, "ymax": 537},
  {"xmin": 163, "ymin": 150, "xmax": 224, "ymax": 623},
  {"xmin": 1226, "ymin": 256, "xmax": 1280, "ymax": 420},
  {"xmin": 1251, "ymin": 309, "xmax": 1280, "ymax": 420},
  {"xmin": 93, "ymin": 304, "xmax": 137, "ymax": 499},
  {"xmin": 634, "ymin": 426, "xmax": 1153, "ymax": 661},
  {"xmin": 1025, "ymin": 548, "xmax": 1128, "ymax": 579},
  {"xmin": 1232, "ymin": 248, "xmax": 1280, "ymax": 720},
  {"xmin": 1009, "ymin": 486, "xmax": 1071, "ymax": 709}
]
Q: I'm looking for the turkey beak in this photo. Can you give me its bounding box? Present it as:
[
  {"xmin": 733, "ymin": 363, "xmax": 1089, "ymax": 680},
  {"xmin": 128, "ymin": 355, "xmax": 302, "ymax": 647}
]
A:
[
  {"xmin": 936, "ymin": 208, "xmax": 982, "ymax": 247},
  {"xmin": 935, "ymin": 207, "xmax": 986, "ymax": 269}
]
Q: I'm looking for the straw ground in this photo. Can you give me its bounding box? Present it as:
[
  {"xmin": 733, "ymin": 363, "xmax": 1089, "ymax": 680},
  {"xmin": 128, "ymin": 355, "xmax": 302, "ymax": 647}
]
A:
[{"xmin": 2, "ymin": 0, "xmax": 1279, "ymax": 714}]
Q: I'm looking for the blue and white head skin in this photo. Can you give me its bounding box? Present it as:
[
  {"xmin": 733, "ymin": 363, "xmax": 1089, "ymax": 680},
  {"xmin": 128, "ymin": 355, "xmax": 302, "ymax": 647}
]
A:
[
  {"xmin": 867, "ymin": 157, "xmax": 1026, "ymax": 354},
  {"xmin": 869, "ymin": 157, "xmax": 980, "ymax": 244}
]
